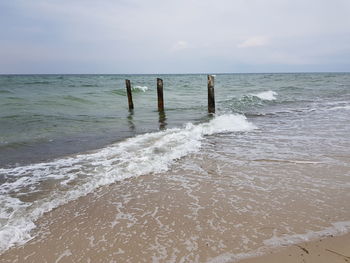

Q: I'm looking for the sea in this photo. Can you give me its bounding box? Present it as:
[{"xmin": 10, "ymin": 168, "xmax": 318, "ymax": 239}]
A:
[{"xmin": 0, "ymin": 73, "xmax": 349, "ymax": 262}]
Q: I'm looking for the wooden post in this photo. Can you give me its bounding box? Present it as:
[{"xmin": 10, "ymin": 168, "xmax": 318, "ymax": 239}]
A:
[
  {"xmin": 157, "ymin": 78, "xmax": 164, "ymax": 112},
  {"xmin": 158, "ymin": 111, "xmax": 167, "ymax": 130},
  {"xmin": 208, "ymin": 75, "xmax": 215, "ymax": 113},
  {"xmin": 125, "ymin": 79, "xmax": 134, "ymax": 110}
]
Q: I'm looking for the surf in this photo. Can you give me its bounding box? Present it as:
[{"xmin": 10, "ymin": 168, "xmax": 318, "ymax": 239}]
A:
[{"xmin": 0, "ymin": 114, "xmax": 256, "ymax": 253}]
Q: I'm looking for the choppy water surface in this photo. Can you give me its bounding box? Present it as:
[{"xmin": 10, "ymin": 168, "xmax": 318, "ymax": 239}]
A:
[{"xmin": 0, "ymin": 73, "xmax": 350, "ymax": 261}]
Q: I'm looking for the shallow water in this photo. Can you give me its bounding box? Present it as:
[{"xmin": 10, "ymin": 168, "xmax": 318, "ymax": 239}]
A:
[{"xmin": 0, "ymin": 73, "xmax": 350, "ymax": 260}]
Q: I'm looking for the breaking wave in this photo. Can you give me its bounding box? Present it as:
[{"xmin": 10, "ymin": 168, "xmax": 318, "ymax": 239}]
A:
[
  {"xmin": 0, "ymin": 114, "xmax": 256, "ymax": 253},
  {"xmin": 133, "ymin": 85, "xmax": 148, "ymax": 92},
  {"xmin": 251, "ymin": 91, "xmax": 278, "ymax": 101}
]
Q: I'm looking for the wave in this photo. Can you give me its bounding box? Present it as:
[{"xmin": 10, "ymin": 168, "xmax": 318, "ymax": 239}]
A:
[
  {"xmin": 209, "ymin": 221, "xmax": 350, "ymax": 263},
  {"xmin": 327, "ymin": 105, "xmax": 350, "ymax": 111},
  {"xmin": 62, "ymin": 95, "xmax": 92, "ymax": 104},
  {"xmin": 253, "ymin": 158, "xmax": 322, "ymax": 164},
  {"xmin": 24, "ymin": 81, "xmax": 51, "ymax": 85},
  {"xmin": 110, "ymin": 89, "xmax": 126, "ymax": 96},
  {"xmin": 111, "ymin": 86, "xmax": 149, "ymax": 96},
  {"xmin": 0, "ymin": 90, "xmax": 13, "ymax": 94},
  {"xmin": 0, "ymin": 141, "xmax": 30, "ymax": 150},
  {"xmin": 81, "ymin": 84, "xmax": 97, "ymax": 87},
  {"xmin": 133, "ymin": 85, "xmax": 148, "ymax": 92},
  {"xmin": 264, "ymin": 221, "xmax": 350, "ymax": 248},
  {"xmin": 0, "ymin": 114, "xmax": 256, "ymax": 253},
  {"xmin": 279, "ymin": 85, "xmax": 304, "ymax": 91},
  {"xmin": 221, "ymin": 91, "xmax": 279, "ymax": 113},
  {"xmin": 4, "ymin": 96, "xmax": 25, "ymax": 101},
  {"xmin": 251, "ymin": 91, "xmax": 277, "ymax": 101}
]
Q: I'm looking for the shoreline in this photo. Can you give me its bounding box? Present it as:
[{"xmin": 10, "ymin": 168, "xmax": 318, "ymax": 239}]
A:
[
  {"xmin": 1, "ymin": 161, "xmax": 349, "ymax": 262},
  {"xmin": 239, "ymin": 232, "xmax": 350, "ymax": 263}
]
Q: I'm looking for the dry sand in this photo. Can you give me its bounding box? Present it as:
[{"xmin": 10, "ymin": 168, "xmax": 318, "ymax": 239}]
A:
[{"xmin": 239, "ymin": 233, "xmax": 350, "ymax": 263}]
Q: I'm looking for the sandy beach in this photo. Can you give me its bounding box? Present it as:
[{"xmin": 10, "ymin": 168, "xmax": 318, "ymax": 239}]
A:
[
  {"xmin": 239, "ymin": 232, "xmax": 350, "ymax": 263},
  {"xmin": 1, "ymin": 143, "xmax": 349, "ymax": 262},
  {"xmin": 1, "ymin": 0, "xmax": 350, "ymax": 261},
  {"xmin": 1, "ymin": 75, "xmax": 349, "ymax": 262}
]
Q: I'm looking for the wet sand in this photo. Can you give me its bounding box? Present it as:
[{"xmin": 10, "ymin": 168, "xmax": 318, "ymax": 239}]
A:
[
  {"xmin": 1, "ymin": 145, "xmax": 349, "ymax": 262},
  {"xmin": 239, "ymin": 232, "xmax": 350, "ymax": 263}
]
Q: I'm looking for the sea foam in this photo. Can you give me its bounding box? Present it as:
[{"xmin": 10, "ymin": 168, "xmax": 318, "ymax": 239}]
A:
[
  {"xmin": 133, "ymin": 85, "xmax": 148, "ymax": 92},
  {"xmin": 0, "ymin": 114, "xmax": 256, "ymax": 253},
  {"xmin": 207, "ymin": 221, "xmax": 350, "ymax": 263},
  {"xmin": 251, "ymin": 91, "xmax": 277, "ymax": 101},
  {"xmin": 263, "ymin": 221, "xmax": 350, "ymax": 247}
]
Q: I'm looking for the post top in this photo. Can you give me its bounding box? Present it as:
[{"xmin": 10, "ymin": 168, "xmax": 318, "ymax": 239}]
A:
[{"xmin": 207, "ymin": 75, "xmax": 214, "ymax": 86}]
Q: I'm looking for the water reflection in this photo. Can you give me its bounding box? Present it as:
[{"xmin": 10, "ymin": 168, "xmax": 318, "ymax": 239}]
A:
[
  {"xmin": 158, "ymin": 111, "xmax": 167, "ymax": 130},
  {"xmin": 127, "ymin": 110, "xmax": 135, "ymax": 131}
]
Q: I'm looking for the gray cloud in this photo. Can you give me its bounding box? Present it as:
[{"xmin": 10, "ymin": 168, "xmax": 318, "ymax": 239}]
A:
[{"xmin": 0, "ymin": 0, "xmax": 350, "ymax": 73}]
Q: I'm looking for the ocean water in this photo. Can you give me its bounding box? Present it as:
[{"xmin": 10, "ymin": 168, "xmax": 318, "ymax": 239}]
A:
[{"xmin": 0, "ymin": 73, "xmax": 350, "ymax": 259}]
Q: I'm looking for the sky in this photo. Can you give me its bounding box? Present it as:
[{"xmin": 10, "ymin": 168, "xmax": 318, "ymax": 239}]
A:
[{"xmin": 0, "ymin": 0, "xmax": 350, "ymax": 74}]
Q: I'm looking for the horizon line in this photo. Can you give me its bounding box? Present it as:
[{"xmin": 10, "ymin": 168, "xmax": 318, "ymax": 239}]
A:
[{"xmin": 1, "ymin": 71, "xmax": 349, "ymax": 76}]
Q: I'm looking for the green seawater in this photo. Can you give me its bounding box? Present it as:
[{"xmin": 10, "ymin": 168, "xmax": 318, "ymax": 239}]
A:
[
  {"xmin": 0, "ymin": 73, "xmax": 350, "ymax": 254},
  {"xmin": 0, "ymin": 73, "xmax": 350, "ymax": 166}
]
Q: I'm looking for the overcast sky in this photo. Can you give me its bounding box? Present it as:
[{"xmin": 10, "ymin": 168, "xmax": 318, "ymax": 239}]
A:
[{"xmin": 1, "ymin": 0, "xmax": 350, "ymax": 74}]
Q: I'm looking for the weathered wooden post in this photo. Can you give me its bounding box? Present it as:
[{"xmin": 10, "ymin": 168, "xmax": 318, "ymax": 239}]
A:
[
  {"xmin": 157, "ymin": 78, "xmax": 164, "ymax": 112},
  {"xmin": 208, "ymin": 75, "xmax": 215, "ymax": 113},
  {"xmin": 125, "ymin": 79, "xmax": 134, "ymax": 110},
  {"xmin": 159, "ymin": 111, "xmax": 167, "ymax": 130}
]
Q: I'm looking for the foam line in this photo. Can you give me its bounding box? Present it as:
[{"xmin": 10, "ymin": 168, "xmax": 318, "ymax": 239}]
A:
[{"xmin": 0, "ymin": 114, "xmax": 256, "ymax": 253}]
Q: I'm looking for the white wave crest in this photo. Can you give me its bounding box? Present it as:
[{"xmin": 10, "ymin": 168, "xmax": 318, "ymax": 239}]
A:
[
  {"xmin": 0, "ymin": 114, "xmax": 256, "ymax": 253},
  {"xmin": 133, "ymin": 85, "xmax": 148, "ymax": 92},
  {"xmin": 328, "ymin": 105, "xmax": 350, "ymax": 111},
  {"xmin": 251, "ymin": 91, "xmax": 277, "ymax": 101}
]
